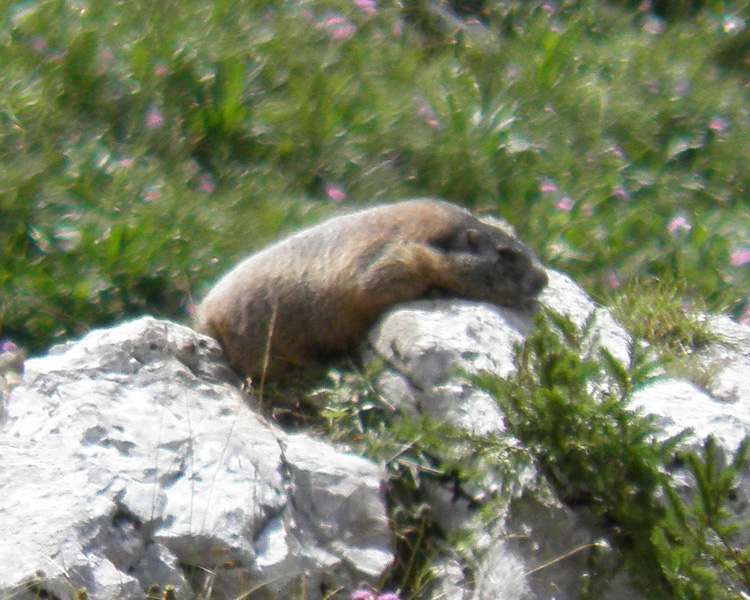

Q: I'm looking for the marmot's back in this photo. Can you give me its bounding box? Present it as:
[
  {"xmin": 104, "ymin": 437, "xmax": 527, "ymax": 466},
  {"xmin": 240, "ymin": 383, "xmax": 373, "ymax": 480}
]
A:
[{"xmin": 196, "ymin": 199, "xmax": 548, "ymax": 382}]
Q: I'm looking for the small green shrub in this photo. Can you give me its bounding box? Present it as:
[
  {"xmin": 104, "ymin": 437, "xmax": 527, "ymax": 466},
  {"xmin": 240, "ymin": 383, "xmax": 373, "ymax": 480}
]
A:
[
  {"xmin": 474, "ymin": 311, "xmax": 679, "ymax": 589},
  {"xmin": 655, "ymin": 436, "xmax": 750, "ymax": 600},
  {"xmin": 475, "ymin": 310, "xmax": 750, "ymax": 598}
]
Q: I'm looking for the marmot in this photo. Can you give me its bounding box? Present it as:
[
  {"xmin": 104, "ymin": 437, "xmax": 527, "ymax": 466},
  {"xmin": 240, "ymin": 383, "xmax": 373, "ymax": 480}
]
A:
[{"xmin": 196, "ymin": 199, "xmax": 548, "ymax": 382}]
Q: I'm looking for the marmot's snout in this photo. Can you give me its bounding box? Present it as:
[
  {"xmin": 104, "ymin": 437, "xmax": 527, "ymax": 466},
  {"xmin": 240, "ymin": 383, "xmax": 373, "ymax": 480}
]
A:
[{"xmin": 523, "ymin": 268, "xmax": 549, "ymax": 298}]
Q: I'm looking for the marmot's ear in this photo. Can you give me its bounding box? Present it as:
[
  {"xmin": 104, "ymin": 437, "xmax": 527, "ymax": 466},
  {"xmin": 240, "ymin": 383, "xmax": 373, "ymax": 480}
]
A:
[
  {"xmin": 466, "ymin": 228, "xmax": 483, "ymax": 251},
  {"xmin": 496, "ymin": 246, "xmax": 519, "ymax": 262}
]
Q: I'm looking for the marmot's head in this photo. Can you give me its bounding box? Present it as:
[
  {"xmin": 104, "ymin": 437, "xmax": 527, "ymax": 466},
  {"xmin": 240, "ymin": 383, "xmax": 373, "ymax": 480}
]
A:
[{"xmin": 443, "ymin": 217, "xmax": 548, "ymax": 307}]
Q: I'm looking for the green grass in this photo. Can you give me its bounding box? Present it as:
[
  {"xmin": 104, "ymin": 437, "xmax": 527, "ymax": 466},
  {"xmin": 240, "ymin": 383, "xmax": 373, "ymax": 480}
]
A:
[
  {"xmin": 2, "ymin": 0, "xmax": 750, "ymax": 352},
  {"xmin": 612, "ymin": 278, "xmax": 718, "ymax": 357}
]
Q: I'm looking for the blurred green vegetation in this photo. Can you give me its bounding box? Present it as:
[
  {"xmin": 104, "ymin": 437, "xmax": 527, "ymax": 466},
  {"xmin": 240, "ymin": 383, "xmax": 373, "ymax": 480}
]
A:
[{"xmin": 2, "ymin": 0, "xmax": 750, "ymax": 353}]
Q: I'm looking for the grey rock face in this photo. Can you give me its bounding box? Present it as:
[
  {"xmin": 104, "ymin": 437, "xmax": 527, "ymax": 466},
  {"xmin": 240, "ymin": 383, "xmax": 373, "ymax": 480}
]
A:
[
  {"xmin": 367, "ymin": 299, "xmax": 529, "ymax": 437},
  {"xmin": 0, "ymin": 317, "xmax": 392, "ymax": 600},
  {"xmin": 702, "ymin": 314, "xmax": 750, "ymax": 407}
]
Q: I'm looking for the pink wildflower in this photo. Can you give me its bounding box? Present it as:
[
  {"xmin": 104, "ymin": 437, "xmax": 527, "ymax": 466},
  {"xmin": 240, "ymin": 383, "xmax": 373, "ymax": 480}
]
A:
[
  {"xmin": 555, "ymin": 196, "xmax": 574, "ymax": 212},
  {"xmin": 31, "ymin": 36, "xmax": 47, "ymax": 53},
  {"xmin": 667, "ymin": 216, "xmax": 691, "ymax": 233},
  {"xmin": 154, "ymin": 62, "xmax": 169, "ymax": 76},
  {"xmin": 608, "ymin": 271, "xmax": 621, "ymax": 289},
  {"xmin": 730, "ymin": 248, "xmax": 750, "ymax": 267},
  {"xmin": 709, "ymin": 118, "xmax": 728, "ymax": 132},
  {"xmin": 199, "ymin": 173, "xmax": 216, "ymax": 193},
  {"xmin": 318, "ymin": 15, "xmax": 356, "ymax": 40},
  {"xmin": 377, "ymin": 594, "xmax": 401, "ymax": 600},
  {"xmin": 46, "ymin": 50, "xmax": 65, "ymax": 63},
  {"xmin": 643, "ymin": 16, "xmax": 665, "ymax": 35},
  {"xmin": 146, "ymin": 105, "xmax": 165, "ymax": 130},
  {"xmin": 351, "ymin": 591, "xmax": 375, "ymax": 600},
  {"xmin": 100, "ymin": 48, "xmax": 115, "ymax": 65},
  {"xmin": 612, "ymin": 187, "xmax": 630, "ymax": 201},
  {"xmin": 539, "ymin": 181, "xmax": 558, "ymax": 194},
  {"xmin": 354, "ymin": 0, "xmax": 377, "ymax": 15},
  {"xmin": 143, "ymin": 186, "xmax": 161, "ymax": 202},
  {"xmin": 541, "ymin": 3, "xmax": 555, "ymax": 15},
  {"xmin": 1, "ymin": 341, "xmax": 19, "ymax": 355},
  {"xmin": 326, "ymin": 184, "xmax": 346, "ymax": 202},
  {"xmin": 722, "ymin": 15, "xmax": 745, "ymax": 35},
  {"xmin": 739, "ymin": 302, "xmax": 750, "ymax": 325},
  {"xmin": 415, "ymin": 101, "xmax": 442, "ymax": 130}
]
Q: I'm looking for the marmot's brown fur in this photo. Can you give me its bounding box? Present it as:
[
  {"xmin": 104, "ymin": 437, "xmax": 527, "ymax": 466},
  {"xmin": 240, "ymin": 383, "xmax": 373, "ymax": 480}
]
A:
[{"xmin": 196, "ymin": 199, "xmax": 548, "ymax": 382}]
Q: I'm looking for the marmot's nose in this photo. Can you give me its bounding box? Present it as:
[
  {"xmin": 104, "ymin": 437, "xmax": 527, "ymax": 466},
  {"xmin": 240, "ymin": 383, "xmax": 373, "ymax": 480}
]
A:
[{"xmin": 524, "ymin": 268, "xmax": 549, "ymax": 296}]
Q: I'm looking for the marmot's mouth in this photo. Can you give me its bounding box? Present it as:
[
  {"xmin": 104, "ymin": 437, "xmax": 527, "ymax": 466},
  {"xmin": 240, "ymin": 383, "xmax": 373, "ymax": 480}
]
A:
[{"xmin": 502, "ymin": 295, "xmax": 542, "ymax": 310}]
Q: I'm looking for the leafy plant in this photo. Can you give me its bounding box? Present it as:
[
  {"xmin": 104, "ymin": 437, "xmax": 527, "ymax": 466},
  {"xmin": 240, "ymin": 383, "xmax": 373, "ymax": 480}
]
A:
[
  {"xmin": 475, "ymin": 309, "xmax": 750, "ymax": 598},
  {"xmin": 654, "ymin": 436, "xmax": 750, "ymax": 600},
  {"xmin": 474, "ymin": 311, "xmax": 680, "ymax": 586}
]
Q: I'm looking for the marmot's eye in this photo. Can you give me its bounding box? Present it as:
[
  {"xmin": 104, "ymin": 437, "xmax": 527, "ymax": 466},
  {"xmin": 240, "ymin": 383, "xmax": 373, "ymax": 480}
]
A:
[
  {"xmin": 497, "ymin": 246, "xmax": 518, "ymax": 263},
  {"xmin": 466, "ymin": 229, "xmax": 483, "ymax": 251}
]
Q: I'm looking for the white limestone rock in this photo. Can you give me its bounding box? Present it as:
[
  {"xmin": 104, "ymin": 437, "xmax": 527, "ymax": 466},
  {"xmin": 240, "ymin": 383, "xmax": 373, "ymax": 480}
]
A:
[{"xmin": 0, "ymin": 317, "xmax": 392, "ymax": 600}]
